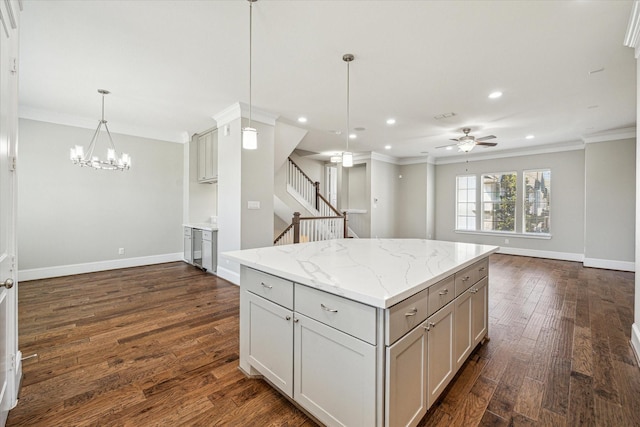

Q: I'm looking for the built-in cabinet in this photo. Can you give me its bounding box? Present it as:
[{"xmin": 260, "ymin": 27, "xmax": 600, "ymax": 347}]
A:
[
  {"xmin": 183, "ymin": 226, "xmax": 217, "ymax": 273},
  {"xmin": 240, "ymin": 256, "xmax": 489, "ymax": 427},
  {"xmin": 197, "ymin": 129, "xmax": 218, "ymax": 183}
]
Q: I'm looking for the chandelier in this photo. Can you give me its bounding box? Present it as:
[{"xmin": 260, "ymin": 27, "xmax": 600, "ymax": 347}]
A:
[{"xmin": 70, "ymin": 89, "xmax": 131, "ymax": 171}]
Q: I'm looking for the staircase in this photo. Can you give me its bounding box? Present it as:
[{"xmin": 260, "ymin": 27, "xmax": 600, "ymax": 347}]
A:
[{"xmin": 274, "ymin": 157, "xmax": 349, "ymax": 245}]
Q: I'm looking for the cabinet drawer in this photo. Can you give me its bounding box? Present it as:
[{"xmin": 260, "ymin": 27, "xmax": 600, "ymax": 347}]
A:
[
  {"xmin": 184, "ymin": 227, "xmax": 192, "ymax": 237},
  {"xmin": 428, "ymin": 275, "xmax": 455, "ymax": 316},
  {"xmin": 295, "ymin": 284, "xmax": 377, "ymax": 345},
  {"xmin": 385, "ymin": 287, "xmax": 429, "ymax": 345},
  {"xmin": 244, "ymin": 268, "xmax": 294, "ymax": 310},
  {"xmin": 455, "ymin": 259, "xmax": 489, "ymax": 296},
  {"xmin": 202, "ymin": 230, "xmax": 213, "ymax": 241}
]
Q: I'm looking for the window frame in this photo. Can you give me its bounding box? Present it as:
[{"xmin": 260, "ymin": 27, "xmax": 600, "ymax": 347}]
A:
[
  {"xmin": 522, "ymin": 168, "xmax": 551, "ymax": 236},
  {"xmin": 480, "ymin": 171, "xmax": 518, "ymax": 234},
  {"xmin": 455, "ymin": 174, "xmax": 477, "ymax": 231}
]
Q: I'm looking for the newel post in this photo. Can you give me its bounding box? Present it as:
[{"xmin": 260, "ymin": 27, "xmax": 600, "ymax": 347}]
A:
[
  {"xmin": 343, "ymin": 211, "xmax": 349, "ymax": 238},
  {"xmin": 293, "ymin": 212, "xmax": 301, "ymax": 244},
  {"xmin": 314, "ymin": 181, "xmax": 320, "ymax": 210}
]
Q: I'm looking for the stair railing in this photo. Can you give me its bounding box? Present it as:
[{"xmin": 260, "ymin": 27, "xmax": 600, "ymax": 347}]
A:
[
  {"xmin": 274, "ymin": 212, "xmax": 349, "ymax": 246},
  {"xmin": 287, "ymin": 157, "xmax": 342, "ymax": 217}
]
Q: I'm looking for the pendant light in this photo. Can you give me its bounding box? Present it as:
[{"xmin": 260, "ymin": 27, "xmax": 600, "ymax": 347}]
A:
[
  {"xmin": 242, "ymin": 0, "xmax": 258, "ymax": 150},
  {"xmin": 342, "ymin": 54, "xmax": 354, "ymax": 167},
  {"xmin": 69, "ymin": 89, "xmax": 131, "ymax": 171}
]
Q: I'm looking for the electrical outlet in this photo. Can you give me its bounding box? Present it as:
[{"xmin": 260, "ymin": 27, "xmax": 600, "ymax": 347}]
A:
[{"xmin": 118, "ymin": 248, "xmax": 125, "ymax": 255}]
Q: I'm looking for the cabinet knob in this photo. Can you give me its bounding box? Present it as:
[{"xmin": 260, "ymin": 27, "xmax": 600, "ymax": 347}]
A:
[
  {"xmin": 1, "ymin": 278, "xmax": 13, "ymax": 289},
  {"xmin": 470, "ymin": 288, "xmax": 478, "ymax": 294},
  {"xmin": 285, "ymin": 316, "xmax": 291, "ymax": 321},
  {"xmin": 293, "ymin": 318, "xmax": 299, "ymax": 323},
  {"xmin": 260, "ymin": 282, "xmax": 273, "ymax": 289},
  {"xmin": 462, "ymin": 276, "xmax": 470, "ymax": 282}
]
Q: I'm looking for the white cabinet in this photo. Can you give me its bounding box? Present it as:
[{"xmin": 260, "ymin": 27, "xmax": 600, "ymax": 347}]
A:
[
  {"xmin": 426, "ymin": 301, "xmax": 455, "ymax": 408},
  {"xmin": 246, "ymin": 292, "xmax": 294, "ymax": 397},
  {"xmin": 471, "ymin": 277, "xmax": 488, "ymax": 346},
  {"xmin": 294, "ymin": 313, "xmax": 376, "ymax": 426},
  {"xmin": 183, "ymin": 227, "xmax": 192, "ymax": 264},
  {"xmin": 454, "ymin": 289, "xmax": 473, "ymax": 371},
  {"xmin": 385, "ymin": 322, "xmax": 428, "ymax": 427},
  {"xmin": 197, "ymin": 129, "xmax": 217, "ymax": 183}
]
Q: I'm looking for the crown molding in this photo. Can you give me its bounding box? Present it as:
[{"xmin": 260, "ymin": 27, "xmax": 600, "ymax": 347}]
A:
[
  {"xmin": 212, "ymin": 102, "xmax": 279, "ymax": 127},
  {"xmin": 19, "ymin": 106, "xmax": 187, "ymax": 143},
  {"xmin": 434, "ymin": 140, "xmax": 585, "ymax": 165},
  {"xmin": 624, "ymin": 1, "xmax": 640, "ymax": 58},
  {"xmin": 582, "ymin": 127, "xmax": 636, "ymax": 143},
  {"xmin": 365, "ymin": 152, "xmax": 434, "ymax": 166}
]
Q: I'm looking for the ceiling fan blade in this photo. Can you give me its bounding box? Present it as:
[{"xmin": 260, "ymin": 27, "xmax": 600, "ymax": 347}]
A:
[
  {"xmin": 436, "ymin": 143, "xmax": 458, "ymax": 149},
  {"xmin": 476, "ymin": 142, "xmax": 498, "ymax": 147},
  {"xmin": 449, "ymin": 138, "xmax": 460, "ymax": 142},
  {"xmin": 476, "ymin": 135, "xmax": 496, "ymax": 142}
]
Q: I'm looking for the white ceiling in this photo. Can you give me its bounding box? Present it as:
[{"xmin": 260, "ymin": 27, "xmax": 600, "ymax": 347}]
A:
[{"xmin": 18, "ymin": 0, "xmax": 637, "ymax": 161}]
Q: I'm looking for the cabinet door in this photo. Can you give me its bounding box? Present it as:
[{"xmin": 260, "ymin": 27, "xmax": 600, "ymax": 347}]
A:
[
  {"xmin": 386, "ymin": 324, "xmax": 428, "ymax": 427},
  {"xmin": 427, "ymin": 301, "xmax": 455, "ymax": 408},
  {"xmin": 197, "ymin": 131, "xmax": 217, "ymax": 182},
  {"xmin": 246, "ymin": 292, "xmax": 294, "ymax": 397},
  {"xmin": 202, "ymin": 234, "xmax": 212, "ymax": 272},
  {"xmin": 454, "ymin": 289, "xmax": 473, "ymax": 371},
  {"xmin": 294, "ymin": 313, "xmax": 376, "ymax": 427},
  {"xmin": 471, "ymin": 277, "xmax": 488, "ymax": 346}
]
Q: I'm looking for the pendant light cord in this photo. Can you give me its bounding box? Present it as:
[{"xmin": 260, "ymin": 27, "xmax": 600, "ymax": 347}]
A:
[
  {"xmin": 346, "ymin": 59, "xmax": 350, "ymax": 151},
  {"xmin": 249, "ymin": 0, "xmax": 253, "ymax": 128}
]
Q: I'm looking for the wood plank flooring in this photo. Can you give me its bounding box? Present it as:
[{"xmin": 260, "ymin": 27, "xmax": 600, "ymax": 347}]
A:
[{"xmin": 7, "ymin": 255, "xmax": 640, "ymax": 426}]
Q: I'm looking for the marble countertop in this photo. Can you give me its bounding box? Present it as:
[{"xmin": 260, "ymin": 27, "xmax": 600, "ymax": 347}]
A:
[
  {"xmin": 222, "ymin": 239, "xmax": 498, "ymax": 308},
  {"xmin": 184, "ymin": 223, "xmax": 218, "ymax": 231}
]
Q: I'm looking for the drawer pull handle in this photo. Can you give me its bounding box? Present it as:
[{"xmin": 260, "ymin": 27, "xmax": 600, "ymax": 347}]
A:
[
  {"xmin": 285, "ymin": 315, "xmax": 291, "ymax": 321},
  {"xmin": 321, "ymin": 303, "xmax": 338, "ymax": 313},
  {"xmin": 423, "ymin": 322, "xmax": 436, "ymax": 331},
  {"xmin": 438, "ymin": 289, "xmax": 449, "ymax": 296},
  {"xmin": 260, "ymin": 282, "xmax": 272, "ymax": 289},
  {"xmin": 470, "ymin": 288, "xmax": 478, "ymax": 294},
  {"xmin": 294, "ymin": 318, "xmax": 299, "ymax": 323},
  {"xmin": 479, "ymin": 267, "xmax": 486, "ymax": 272},
  {"xmin": 462, "ymin": 276, "xmax": 470, "ymax": 282},
  {"xmin": 405, "ymin": 308, "xmax": 418, "ymax": 317}
]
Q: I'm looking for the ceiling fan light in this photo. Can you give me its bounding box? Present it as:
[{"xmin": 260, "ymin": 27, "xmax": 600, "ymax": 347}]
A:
[
  {"xmin": 330, "ymin": 155, "xmax": 342, "ymax": 163},
  {"xmin": 458, "ymin": 140, "xmax": 476, "ymax": 152}
]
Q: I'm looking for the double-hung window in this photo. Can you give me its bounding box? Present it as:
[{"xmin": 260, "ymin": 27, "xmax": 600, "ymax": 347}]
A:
[
  {"xmin": 523, "ymin": 169, "xmax": 551, "ymax": 234},
  {"xmin": 481, "ymin": 172, "xmax": 517, "ymax": 232},
  {"xmin": 456, "ymin": 175, "xmax": 476, "ymax": 230}
]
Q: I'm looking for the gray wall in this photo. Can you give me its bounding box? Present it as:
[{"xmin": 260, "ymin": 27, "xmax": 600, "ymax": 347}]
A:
[
  {"xmin": 434, "ymin": 149, "xmax": 586, "ymax": 257},
  {"xmin": 585, "ymin": 138, "xmax": 636, "ymax": 263},
  {"xmin": 18, "ymin": 119, "xmax": 183, "ymax": 270},
  {"xmin": 397, "ymin": 163, "xmax": 428, "ymax": 238},
  {"xmin": 370, "ymin": 159, "xmax": 400, "ymax": 238}
]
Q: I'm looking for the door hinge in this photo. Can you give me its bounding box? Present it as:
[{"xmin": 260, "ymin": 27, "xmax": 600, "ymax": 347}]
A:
[{"xmin": 9, "ymin": 156, "xmax": 16, "ymax": 172}]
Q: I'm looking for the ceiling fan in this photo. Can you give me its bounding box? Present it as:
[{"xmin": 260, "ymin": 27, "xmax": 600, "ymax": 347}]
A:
[{"xmin": 437, "ymin": 128, "xmax": 498, "ymax": 152}]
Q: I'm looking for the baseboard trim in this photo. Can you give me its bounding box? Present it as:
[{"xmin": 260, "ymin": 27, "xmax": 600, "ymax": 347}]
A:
[
  {"xmin": 18, "ymin": 253, "xmax": 184, "ymax": 281},
  {"xmin": 216, "ymin": 266, "xmax": 240, "ymax": 286},
  {"xmin": 631, "ymin": 323, "xmax": 640, "ymax": 366},
  {"xmin": 583, "ymin": 257, "xmax": 635, "ymax": 272},
  {"xmin": 497, "ymin": 247, "xmax": 584, "ymax": 263}
]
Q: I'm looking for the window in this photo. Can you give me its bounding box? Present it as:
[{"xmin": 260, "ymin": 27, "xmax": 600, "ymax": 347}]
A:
[
  {"xmin": 481, "ymin": 172, "xmax": 516, "ymax": 232},
  {"xmin": 456, "ymin": 175, "xmax": 476, "ymax": 230},
  {"xmin": 523, "ymin": 169, "xmax": 551, "ymax": 234}
]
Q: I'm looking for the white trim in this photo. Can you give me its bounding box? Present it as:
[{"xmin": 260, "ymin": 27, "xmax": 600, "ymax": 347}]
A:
[
  {"xmin": 631, "ymin": 323, "xmax": 640, "ymax": 365},
  {"xmin": 582, "ymin": 127, "xmax": 636, "ymax": 144},
  {"xmin": 497, "ymin": 246, "xmax": 584, "ymax": 263},
  {"xmin": 366, "ymin": 152, "xmax": 434, "ymax": 166},
  {"xmin": 624, "ymin": 1, "xmax": 640, "ymax": 58},
  {"xmin": 12, "ymin": 350, "xmax": 21, "ymax": 409},
  {"xmin": 456, "ymin": 230, "xmax": 552, "ymax": 240},
  {"xmin": 435, "ymin": 140, "xmax": 585, "ymax": 165},
  {"xmin": 583, "ymin": 257, "xmax": 635, "ymax": 272},
  {"xmin": 19, "ymin": 107, "xmax": 186, "ymax": 144},
  {"xmin": 212, "ymin": 102, "xmax": 279, "ymax": 127},
  {"xmin": 18, "ymin": 253, "xmax": 183, "ymax": 281},
  {"xmin": 216, "ymin": 265, "xmax": 239, "ymax": 286}
]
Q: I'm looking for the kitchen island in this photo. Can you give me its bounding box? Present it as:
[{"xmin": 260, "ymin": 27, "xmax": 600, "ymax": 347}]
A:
[{"xmin": 222, "ymin": 239, "xmax": 498, "ymax": 427}]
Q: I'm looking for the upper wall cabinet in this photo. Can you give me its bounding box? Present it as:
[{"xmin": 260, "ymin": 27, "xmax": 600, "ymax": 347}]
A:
[{"xmin": 198, "ymin": 129, "xmax": 218, "ymax": 183}]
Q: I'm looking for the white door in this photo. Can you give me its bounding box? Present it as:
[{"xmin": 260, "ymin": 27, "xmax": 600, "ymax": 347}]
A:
[
  {"xmin": 325, "ymin": 165, "xmax": 338, "ymax": 207},
  {"xmin": 0, "ymin": 1, "xmax": 21, "ymax": 425}
]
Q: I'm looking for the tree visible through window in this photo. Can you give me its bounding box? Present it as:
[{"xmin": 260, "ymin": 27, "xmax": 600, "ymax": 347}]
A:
[
  {"xmin": 524, "ymin": 169, "xmax": 551, "ymax": 233},
  {"xmin": 482, "ymin": 173, "xmax": 516, "ymax": 232}
]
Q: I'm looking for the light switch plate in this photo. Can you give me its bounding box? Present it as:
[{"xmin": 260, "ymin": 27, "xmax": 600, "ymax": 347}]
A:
[{"xmin": 248, "ymin": 201, "xmax": 260, "ymax": 210}]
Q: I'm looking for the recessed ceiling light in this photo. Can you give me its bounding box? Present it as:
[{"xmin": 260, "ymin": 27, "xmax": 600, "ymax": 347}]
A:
[
  {"xmin": 446, "ymin": 146, "xmax": 453, "ymax": 150},
  {"xmin": 384, "ymin": 145, "xmax": 391, "ymax": 150},
  {"xmin": 525, "ymin": 135, "xmax": 535, "ymax": 140},
  {"xmin": 488, "ymin": 91, "xmax": 502, "ymax": 99},
  {"xmin": 297, "ymin": 117, "xmax": 307, "ymax": 123},
  {"xmin": 386, "ymin": 118, "xmax": 396, "ymax": 125},
  {"xmin": 349, "ymin": 133, "xmax": 357, "ymax": 139}
]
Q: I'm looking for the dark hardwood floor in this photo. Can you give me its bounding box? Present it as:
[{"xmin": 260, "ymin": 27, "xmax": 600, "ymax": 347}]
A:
[{"xmin": 6, "ymin": 255, "xmax": 640, "ymax": 426}]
